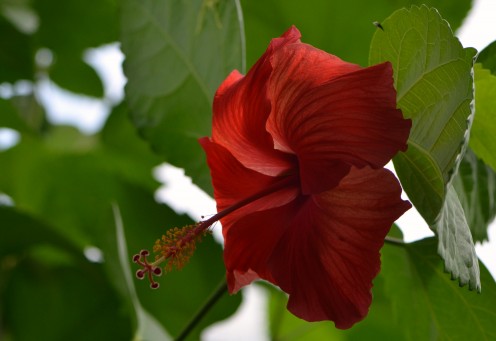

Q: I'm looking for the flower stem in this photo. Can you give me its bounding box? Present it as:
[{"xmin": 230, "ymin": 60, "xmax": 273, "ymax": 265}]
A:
[
  {"xmin": 175, "ymin": 279, "xmax": 228, "ymax": 341},
  {"xmin": 384, "ymin": 235, "xmax": 406, "ymax": 246}
]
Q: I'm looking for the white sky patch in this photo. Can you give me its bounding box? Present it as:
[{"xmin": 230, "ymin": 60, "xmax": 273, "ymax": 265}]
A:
[
  {"xmin": 153, "ymin": 163, "xmax": 224, "ymax": 244},
  {"xmin": 84, "ymin": 43, "xmax": 127, "ymax": 103},
  {"xmin": 202, "ymin": 285, "xmax": 270, "ymax": 341},
  {"xmin": 457, "ymin": 0, "xmax": 496, "ymax": 51},
  {"xmin": 0, "ymin": 128, "xmax": 20, "ymax": 151},
  {"xmin": 37, "ymin": 78, "xmax": 109, "ymax": 134},
  {"xmin": 37, "ymin": 43, "xmax": 126, "ymax": 135}
]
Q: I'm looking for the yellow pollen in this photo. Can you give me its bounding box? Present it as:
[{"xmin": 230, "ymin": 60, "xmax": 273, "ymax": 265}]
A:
[{"xmin": 153, "ymin": 224, "xmax": 210, "ymax": 273}]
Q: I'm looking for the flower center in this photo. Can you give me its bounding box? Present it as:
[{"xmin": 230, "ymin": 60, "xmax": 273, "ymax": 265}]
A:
[{"xmin": 133, "ymin": 174, "xmax": 298, "ymax": 288}]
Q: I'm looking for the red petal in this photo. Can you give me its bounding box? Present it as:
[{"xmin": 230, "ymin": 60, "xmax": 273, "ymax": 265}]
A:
[
  {"xmin": 199, "ymin": 137, "xmax": 298, "ymax": 237},
  {"xmin": 223, "ymin": 167, "xmax": 410, "ymax": 328},
  {"xmin": 266, "ymin": 47, "xmax": 411, "ymax": 193},
  {"xmin": 211, "ymin": 27, "xmax": 301, "ymax": 176}
]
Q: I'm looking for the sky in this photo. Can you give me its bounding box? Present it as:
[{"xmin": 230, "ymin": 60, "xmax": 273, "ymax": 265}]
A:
[{"xmin": 0, "ymin": 0, "xmax": 495, "ymax": 339}]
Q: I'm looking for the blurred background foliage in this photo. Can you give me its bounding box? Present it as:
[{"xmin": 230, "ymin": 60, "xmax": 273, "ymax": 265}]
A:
[{"xmin": 0, "ymin": 0, "xmax": 495, "ymax": 340}]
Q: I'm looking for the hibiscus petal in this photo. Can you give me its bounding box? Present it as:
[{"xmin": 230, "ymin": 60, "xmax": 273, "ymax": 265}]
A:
[
  {"xmin": 199, "ymin": 137, "xmax": 298, "ymax": 237},
  {"xmin": 269, "ymin": 167, "xmax": 410, "ymax": 328},
  {"xmin": 266, "ymin": 48, "xmax": 411, "ymax": 194},
  {"xmin": 224, "ymin": 167, "xmax": 409, "ymax": 328},
  {"xmin": 211, "ymin": 27, "xmax": 301, "ymax": 176}
]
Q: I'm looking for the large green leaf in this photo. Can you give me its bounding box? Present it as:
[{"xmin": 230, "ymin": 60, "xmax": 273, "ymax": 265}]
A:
[
  {"xmin": 0, "ymin": 206, "xmax": 83, "ymax": 260},
  {"xmin": 2, "ymin": 256, "xmax": 133, "ymax": 341},
  {"xmin": 453, "ymin": 148, "xmax": 496, "ymax": 242},
  {"xmin": 382, "ymin": 238, "xmax": 496, "ymax": 340},
  {"xmin": 469, "ymin": 64, "xmax": 496, "ymax": 171},
  {"xmin": 0, "ymin": 207, "xmax": 133, "ymax": 341},
  {"xmin": 369, "ymin": 5, "xmax": 479, "ymax": 290},
  {"xmin": 241, "ymin": 0, "xmax": 472, "ymax": 68},
  {"xmin": 121, "ymin": 0, "xmax": 245, "ymax": 193}
]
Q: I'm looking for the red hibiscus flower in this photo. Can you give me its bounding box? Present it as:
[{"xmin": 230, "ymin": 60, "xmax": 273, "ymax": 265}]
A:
[
  {"xmin": 134, "ymin": 26, "xmax": 411, "ymax": 329},
  {"xmin": 200, "ymin": 26, "xmax": 411, "ymax": 328}
]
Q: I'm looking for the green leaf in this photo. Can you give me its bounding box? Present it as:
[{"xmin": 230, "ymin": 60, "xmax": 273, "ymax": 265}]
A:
[
  {"xmin": 382, "ymin": 238, "xmax": 496, "ymax": 340},
  {"xmin": 0, "ymin": 207, "xmax": 133, "ymax": 341},
  {"xmin": 49, "ymin": 56, "xmax": 104, "ymax": 98},
  {"xmin": 0, "ymin": 17, "xmax": 34, "ymax": 83},
  {"xmin": 10, "ymin": 93, "xmax": 49, "ymax": 133},
  {"xmin": 99, "ymin": 103, "xmax": 163, "ymax": 192},
  {"xmin": 121, "ymin": 0, "xmax": 244, "ymax": 193},
  {"xmin": 113, "ymin": 204, "xmax": 172, "ymax": 341},
  {"xmin": 0, "ymin": 206, "xmax": 83, "ymax": 260},
  {"xmin": 477, "ymin": 40, "xmax": 496, "ymax": 75},
  {"xmin": 369, "ymin": 5, "xmax": 478, "ymax": 289},
  {"xmin": 433, "ymin": 184, "xmax": 480, "ymax": 290},
  {"xmin": 0, "ymin": 98, "xmax": 30, "ymax": 132},
  {"xmin": 32, "ymin": 0, "xmax": 118, "ymax": 56},
  {"xmin": 241, "ymin": 0, "xmax": 472, "ymax": 67},
  {"xmin": 453, "ymin": 148, "xmax": 496, "ymax": 242},
  {"xmin": 2, "ymin": 258, "xmax": 133, "ymax": 341},
  {"xmin": 30, "ymin": 0, "xmax": 118, "ymax": 96},
  {"xmin": 469, "ymin": 64, "xmax": 496, "ymax": 171}
]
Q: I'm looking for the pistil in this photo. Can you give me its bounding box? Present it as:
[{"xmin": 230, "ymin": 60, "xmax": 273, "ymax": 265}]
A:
[{"xmin": 133, "ymin": 174, "xmax": 298, "ymax": 288}]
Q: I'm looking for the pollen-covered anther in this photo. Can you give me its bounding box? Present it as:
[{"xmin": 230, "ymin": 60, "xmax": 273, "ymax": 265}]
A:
[
  {"xmin": 152, "ymin": 223, "xmax": 211, "ymax": 273},
  {"xmin": 132, "ymin": 222, "xmax": 212, "ymax": 289}
]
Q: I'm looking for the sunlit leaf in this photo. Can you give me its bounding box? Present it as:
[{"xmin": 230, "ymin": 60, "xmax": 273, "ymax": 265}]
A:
[
  {"xmin": 382, "ymin": 238, "xmax": 496, "ymax": 340},
  {"xmin": 453, "ymin": 148, "xmax": 496, "ymax": 242},
  {"xmin": 121, "ymin": 0, "xmax": 245, "ymax": 193},
  {"xmin": 369, "ymin": 5, "xmax": 478, "ymax": 289},
  {"xmin": 470, "ymin": 64, "xmax": 496, "ymax": 171}
]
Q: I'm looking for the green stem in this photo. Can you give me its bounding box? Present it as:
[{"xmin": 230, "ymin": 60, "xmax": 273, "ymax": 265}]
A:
[
  {"xmin": 175, "ymin": 279, "xmax": 228, "ymax": 341},
  {"xmin": 384, "ymin": 236, "xmax": 406, "ymax": 246}
]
